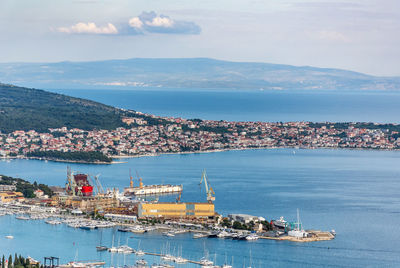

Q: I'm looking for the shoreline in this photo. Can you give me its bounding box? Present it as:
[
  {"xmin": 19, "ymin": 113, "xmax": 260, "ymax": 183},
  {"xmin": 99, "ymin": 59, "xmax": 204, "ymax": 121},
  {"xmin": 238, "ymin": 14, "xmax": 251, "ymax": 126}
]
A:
[
  {"xmin": 112, "ymin": 145, "xmax": 400, "ymax": 160},
  {"xmin": 2, "ymin": 145, "xmax": 400, "ymax": 164},
  {"xmin": 1, "ymin": 156, "xmax": 125, "ymax": 165}
]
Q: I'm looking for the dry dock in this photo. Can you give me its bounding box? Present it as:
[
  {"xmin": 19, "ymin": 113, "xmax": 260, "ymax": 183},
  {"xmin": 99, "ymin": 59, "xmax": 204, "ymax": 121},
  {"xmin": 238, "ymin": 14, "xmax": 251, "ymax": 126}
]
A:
[{"xmin": 260, "ymin": 230, "xmax": 335, "ymax": 242}]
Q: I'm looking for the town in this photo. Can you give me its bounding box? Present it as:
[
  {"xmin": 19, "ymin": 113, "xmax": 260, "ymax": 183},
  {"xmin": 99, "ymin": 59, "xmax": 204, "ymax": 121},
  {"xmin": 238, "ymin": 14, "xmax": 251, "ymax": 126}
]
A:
[{"xmin": 1, "ymin": 111, "xmax": 400, "ymax": 161}]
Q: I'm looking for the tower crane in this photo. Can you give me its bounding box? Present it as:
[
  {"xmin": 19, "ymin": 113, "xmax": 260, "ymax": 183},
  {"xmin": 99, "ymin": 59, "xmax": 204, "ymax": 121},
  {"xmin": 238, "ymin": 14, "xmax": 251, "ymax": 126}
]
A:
[
  {"xmin": 92, "ymin": 174, "xmax": 104, "ymax": 195},
  {"xmin": 199, "ymin": 169, "xmax": 215, "ymax": 203},
  {"xmin": 136, "ymin": 170, "xmax": 144, "ymax": 188},
  {"xmin": 129, "ymin": 169, "xmax": 134, "ymax": 188}
]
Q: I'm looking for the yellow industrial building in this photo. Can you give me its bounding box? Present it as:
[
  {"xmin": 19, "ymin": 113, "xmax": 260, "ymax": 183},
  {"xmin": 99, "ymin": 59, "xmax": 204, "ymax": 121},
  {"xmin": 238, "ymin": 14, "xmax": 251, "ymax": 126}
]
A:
[
  {"xmin": 53, "ymin": 195, "xmax": 120, "ymax": 212},
  {"xmin": 138, "ymin": 202, "xmax": 215, "ymax": 219},
  {"xmin": 0, "ymin": 192, "xmax": 24, "ymax": 203}
]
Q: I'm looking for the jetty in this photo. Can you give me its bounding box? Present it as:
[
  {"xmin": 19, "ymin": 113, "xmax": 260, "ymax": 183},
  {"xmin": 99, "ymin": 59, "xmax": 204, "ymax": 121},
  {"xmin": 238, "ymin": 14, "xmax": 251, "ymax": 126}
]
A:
[{"xmin": 260, "ymin": 230, "xmax": 335, "ymax": 242}]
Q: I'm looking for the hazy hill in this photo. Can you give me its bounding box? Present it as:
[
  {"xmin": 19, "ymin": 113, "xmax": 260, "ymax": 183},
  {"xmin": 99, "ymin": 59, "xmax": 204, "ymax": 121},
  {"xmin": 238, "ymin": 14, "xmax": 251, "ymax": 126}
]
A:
[
  {"xmin": 0, "ymin": 58, "xmax": 399, "ymax": 90},
  {"xmin": 0, "ymin": 83, "xmax": 127, "ymax": 133}
]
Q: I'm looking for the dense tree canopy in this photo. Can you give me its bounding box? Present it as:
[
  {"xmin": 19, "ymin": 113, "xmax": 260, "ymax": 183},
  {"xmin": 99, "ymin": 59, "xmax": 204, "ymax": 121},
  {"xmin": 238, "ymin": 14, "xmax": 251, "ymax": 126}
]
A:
[
  {"xmin": 0, "ymin": 84, "xmax": 129, "ymax": 133},
  {"xmin": 27, "ymin": 150, "xmax": 112, "ymax": 163}
]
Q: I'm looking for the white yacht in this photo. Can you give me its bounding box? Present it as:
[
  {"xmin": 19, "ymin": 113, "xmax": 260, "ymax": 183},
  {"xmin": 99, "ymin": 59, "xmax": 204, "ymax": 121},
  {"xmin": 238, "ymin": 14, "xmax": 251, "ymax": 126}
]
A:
[
  {"xmin": 135, "ymin": 249, "xmax": 145, "ymax": 256},
  {"xmin": 245, "ymin": 234, "xmax": 259, "ymax": 241},
  {"xmin": 273, "ymin": 216, "xmax": 287, "ymax": 229},
  {"xmin": 173, "ymin": 256, "xmax": 188, "ymax": 264},
  {"xmin": 199, "ymin": 257, "xmax": 213, "ymax": 266},
  {"xmin": 217, "ymin": 230, "xmax": 229, "ymax": 238}
]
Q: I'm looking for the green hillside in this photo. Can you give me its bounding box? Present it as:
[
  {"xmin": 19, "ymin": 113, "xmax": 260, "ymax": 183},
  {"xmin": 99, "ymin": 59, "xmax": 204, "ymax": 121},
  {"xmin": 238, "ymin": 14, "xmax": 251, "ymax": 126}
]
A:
[{"xmin": 0, "ymin": 83, "xmax": 127, "ymax": 133}]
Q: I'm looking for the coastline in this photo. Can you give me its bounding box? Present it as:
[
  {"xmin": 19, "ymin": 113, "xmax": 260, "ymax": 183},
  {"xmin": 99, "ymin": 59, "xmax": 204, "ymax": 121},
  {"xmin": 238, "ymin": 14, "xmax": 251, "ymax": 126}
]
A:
[
  {"xmin": 1, "ymin": 156, "xmax": 125, "ymax": 165},
  {"xmin": 111, "ymin": 145, "xmax": 400, "ymax": 160},
  {"xmin": 3, "ymin": 145, "xmax": 400, "ymax": 164}
]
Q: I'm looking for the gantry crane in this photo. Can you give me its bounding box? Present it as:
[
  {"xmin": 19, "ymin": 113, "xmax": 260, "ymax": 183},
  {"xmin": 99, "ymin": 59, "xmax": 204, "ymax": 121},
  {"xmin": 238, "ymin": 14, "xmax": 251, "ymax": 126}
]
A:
[
  {"xmin": 199, "ymin": 169, "xmax": 215, "ymax": 203},
  {"xmin": 93, "ymin": 174, "xmax": 104, "ymax": 195}
]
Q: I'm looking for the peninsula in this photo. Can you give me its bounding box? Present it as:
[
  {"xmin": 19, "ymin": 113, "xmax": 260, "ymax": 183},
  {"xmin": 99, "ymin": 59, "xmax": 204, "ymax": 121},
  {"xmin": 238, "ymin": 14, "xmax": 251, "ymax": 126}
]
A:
[{"xmin": 1, "ymin": 84, "xmax": 400, "ymax": 163}]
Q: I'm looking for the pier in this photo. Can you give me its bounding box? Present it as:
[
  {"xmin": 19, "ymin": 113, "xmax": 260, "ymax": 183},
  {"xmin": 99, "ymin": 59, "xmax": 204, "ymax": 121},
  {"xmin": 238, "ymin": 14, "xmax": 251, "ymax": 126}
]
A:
[{"xmin": 260, "ymin": 230, "xmax": 335, "ymax": 242}]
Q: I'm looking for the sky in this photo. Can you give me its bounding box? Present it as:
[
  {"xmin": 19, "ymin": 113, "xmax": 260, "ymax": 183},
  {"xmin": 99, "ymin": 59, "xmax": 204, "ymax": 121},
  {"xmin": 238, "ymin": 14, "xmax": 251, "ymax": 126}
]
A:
[{"xmin": 0, "ymin": 0, "xmax": 399, "ymax": 76}]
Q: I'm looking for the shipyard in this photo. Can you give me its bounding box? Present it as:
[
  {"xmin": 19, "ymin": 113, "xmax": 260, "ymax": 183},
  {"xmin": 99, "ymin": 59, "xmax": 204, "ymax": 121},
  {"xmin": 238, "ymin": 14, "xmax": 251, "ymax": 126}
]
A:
[{"xmin": 0, "ymin": 167, "xmax": 335, "ymax": 267}]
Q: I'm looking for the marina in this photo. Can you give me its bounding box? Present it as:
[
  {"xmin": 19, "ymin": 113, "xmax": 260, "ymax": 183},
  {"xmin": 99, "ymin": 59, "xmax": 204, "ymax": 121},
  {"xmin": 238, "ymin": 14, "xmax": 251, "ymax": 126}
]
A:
[{"xmin": 1, "ymin": 149, "xmax": 400, "ymax": 267}]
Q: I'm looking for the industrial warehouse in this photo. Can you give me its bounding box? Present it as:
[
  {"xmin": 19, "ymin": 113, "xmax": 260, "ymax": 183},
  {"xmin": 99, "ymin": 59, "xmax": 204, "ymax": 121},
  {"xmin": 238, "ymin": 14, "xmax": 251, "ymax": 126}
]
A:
[{"xmin": 45, "ymin": 168, "xmax": 217, "ymax": 222}]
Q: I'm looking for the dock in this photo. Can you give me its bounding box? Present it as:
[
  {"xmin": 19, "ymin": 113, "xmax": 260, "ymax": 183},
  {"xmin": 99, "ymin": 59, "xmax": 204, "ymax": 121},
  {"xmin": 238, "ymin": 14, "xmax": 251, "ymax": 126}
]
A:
[
  {"xmin": 260, "ymin": 230, "xmax": 335, "ymax": 242},
  {"xmin": 58, "ymin": 261, "xmax": 106, "ymax": 267}
]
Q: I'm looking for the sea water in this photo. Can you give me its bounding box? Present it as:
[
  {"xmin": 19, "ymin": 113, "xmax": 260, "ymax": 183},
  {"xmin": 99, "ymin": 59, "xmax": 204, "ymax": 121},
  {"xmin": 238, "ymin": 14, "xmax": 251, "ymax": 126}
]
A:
[
  {"xmin": 47, "ymin": 88, "xmax": 400, "ymax": 123},
  {"xmin": 1, "ymin": 148, "xmax": 400, "ymax": 267},
  {"xmin": 1, "ymin": 89, "xmax": 400, "ymax": 267}
]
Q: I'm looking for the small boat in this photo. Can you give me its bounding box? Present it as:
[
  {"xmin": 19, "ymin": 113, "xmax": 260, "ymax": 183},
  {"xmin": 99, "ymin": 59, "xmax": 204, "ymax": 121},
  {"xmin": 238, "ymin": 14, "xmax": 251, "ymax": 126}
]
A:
[
  {"xmin": 96, "ymin": 246, "xmax": 108, "ymax": 251},
  {"xmin": 173, "ymin": 257, "xmax": 187, "ymax": 264},
  {"xmin": 135, "ymin": 250, "xmax": 145, "ymax": 256},
  {"xmin": 135, "ymin": 259, "xmax": 148, "ymax": 267},
  {"xmin": 16, "ymin": 216, "xmax": 30, "ymax": 220},
  {"xmin": 161, "ymin": 254, "xmax": 174, "ymax": 261},
  {"xmin": 117, "ymin": 245, "xmax": 134, "ymax": 254},
  {"xmin": 163, "ymin": 232, "xmax": 175, "ymax": 237},
  {"xmin": 207, "ymin": 231, "xmax": 218, "ymax": 238},
  {"xmin": 217, "ymin": 230, "xmax": 230, "ymax": 238},
  {"xmin": 199, "ymin": 257, "xmax": 213, "ymax": 266},
  {"xmin": 108, "ymin": 247, "xmax": 118, "ymax": 252},
  {"xmin": 246, "ymin": 234, "xmax": 259, "ymax": 241},
  {"xmin": 193, "ymin": 233, "xmax": 208, "ymax": 239},
  {"xmin": 130, "ymin": 225, "xmax": 146, "ymax": 234},
  {"xmin": 173, "ymin": 229, "xmax": 187, "ymax": 234},
  {"xmin": 45, "ymin": 219, "xmax": 62, "ymax": 225},
  {"xmin": 5, "ymin": 235, "xmax": 14, "ymax": 239}
]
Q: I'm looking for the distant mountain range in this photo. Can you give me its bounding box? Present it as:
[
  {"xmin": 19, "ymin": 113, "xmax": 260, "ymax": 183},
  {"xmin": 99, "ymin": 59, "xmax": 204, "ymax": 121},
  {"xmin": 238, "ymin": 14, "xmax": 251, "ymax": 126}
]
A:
[{"xmin": 1, "ymin": 58, "xmax": 399, "ymax": 90}]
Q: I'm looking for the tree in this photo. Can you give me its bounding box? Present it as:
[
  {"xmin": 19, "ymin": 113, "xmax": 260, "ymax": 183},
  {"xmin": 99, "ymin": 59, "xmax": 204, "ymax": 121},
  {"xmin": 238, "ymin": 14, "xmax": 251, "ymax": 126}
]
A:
[
  {"xmin": 232, "ymin": 221, "xmax": 245, "ymax": 230},
  {"xmin": 8, "ymin": 255, "xmax": 12, "ymax": 268},
  {"xmin": 18, "ymin": 255, "xmax": 24, "ymax": 267},
  {"xmin": 2, "ymin": 255, "xmax": 5, "ymax": 268},
  {"xmin": 14, "ymin": 253, "xmax": 18, "ymax": 266}
]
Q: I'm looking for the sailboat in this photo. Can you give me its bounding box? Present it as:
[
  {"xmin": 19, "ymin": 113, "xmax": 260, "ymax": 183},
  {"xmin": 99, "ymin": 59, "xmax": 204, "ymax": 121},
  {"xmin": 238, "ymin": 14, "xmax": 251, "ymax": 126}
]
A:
[
  {"xmin": 135, "ymin": 240, "xmax": 145, "ymax": 255},
  {"xmin": 161, "ymin": 242, "xmax": 174, "ymax": 262},
  {"xmin": 96, "ymin": 229, "xmax": 107, "ymax": 251},
  {"xmin": 199, "ymin": 248, "xmax": 213, "ymax": 266},
  {"xmin": 222, "ymin": 254, "xmax": 233, "ymax": 268},
  {"xmin": 173, "ymin": 246, "xmax": 187, "ymax": 264},
  {"xmin": 5, "ymin": 214, "xmax": 14, "ymax": 239},
  {"xmin": 108, "ymin": 232, "xmax": 118, "ymax": 252},
  {"xmin": 117, "ymin": 237, "xmax": 133, "ymax": 254}
]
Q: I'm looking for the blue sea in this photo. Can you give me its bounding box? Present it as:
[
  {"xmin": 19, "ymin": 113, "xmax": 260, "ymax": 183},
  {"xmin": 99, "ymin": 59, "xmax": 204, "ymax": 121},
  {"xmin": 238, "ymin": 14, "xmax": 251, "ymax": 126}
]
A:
[
  {"xmin": 47, "ymin": 88, "xmax": 400, "ymax": 123},
  {"xmin": 1, "ymin": 89, "xmax": 400, "ymax": 267}
]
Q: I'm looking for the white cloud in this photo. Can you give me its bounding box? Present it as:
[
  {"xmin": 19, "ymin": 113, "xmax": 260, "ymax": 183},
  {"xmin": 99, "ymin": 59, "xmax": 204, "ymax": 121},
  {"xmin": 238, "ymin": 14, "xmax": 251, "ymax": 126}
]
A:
[
  {"xmin": 57, "ymin": 22, "xmax": 118, "ymax": 35},
  {"xmin": 126, "ymin": 11, "xmax": 201, "ymax": 35},
  {"xmin": 129, "ymin": 17, "xmax": 143, "ymax": 29},
  {"xmin": 146, "ymin": 17, "xmax": 174, "ymax": 28}
]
